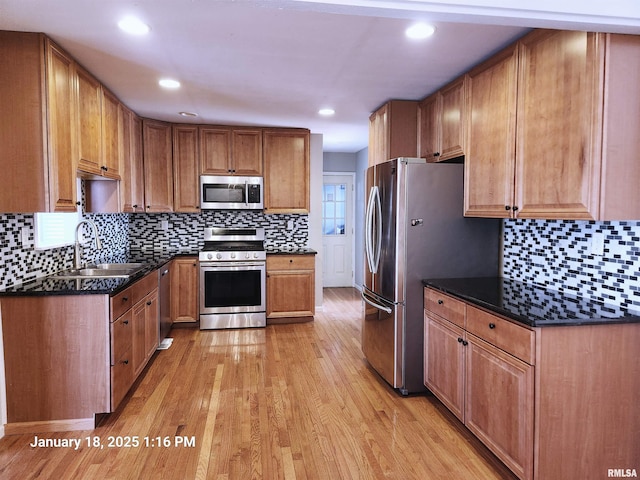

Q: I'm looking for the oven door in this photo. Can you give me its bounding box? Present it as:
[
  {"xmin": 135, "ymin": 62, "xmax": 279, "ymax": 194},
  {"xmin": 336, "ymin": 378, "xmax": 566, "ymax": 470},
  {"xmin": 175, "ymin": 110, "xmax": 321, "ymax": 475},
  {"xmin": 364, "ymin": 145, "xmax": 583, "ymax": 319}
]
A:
[{"xmin": 199, "ymin": 261, "xmax": 266, "ymax": 329}]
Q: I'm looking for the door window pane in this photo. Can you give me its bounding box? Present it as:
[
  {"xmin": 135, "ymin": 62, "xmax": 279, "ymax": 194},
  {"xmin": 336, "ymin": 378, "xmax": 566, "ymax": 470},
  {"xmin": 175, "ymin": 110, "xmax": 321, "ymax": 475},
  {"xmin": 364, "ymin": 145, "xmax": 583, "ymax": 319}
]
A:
[{"xmin": 323, "ymin": 183, "xmax": 346, "ymax": 236}]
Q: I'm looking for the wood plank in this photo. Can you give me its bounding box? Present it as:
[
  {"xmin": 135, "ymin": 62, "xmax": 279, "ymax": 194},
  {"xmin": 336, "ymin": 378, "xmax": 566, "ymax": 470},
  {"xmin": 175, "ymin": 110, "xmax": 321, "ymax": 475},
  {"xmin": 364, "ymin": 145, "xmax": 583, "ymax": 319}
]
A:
[{"xmin": 0, "ymin": 288, "xmax": 515, "ymax": 479}]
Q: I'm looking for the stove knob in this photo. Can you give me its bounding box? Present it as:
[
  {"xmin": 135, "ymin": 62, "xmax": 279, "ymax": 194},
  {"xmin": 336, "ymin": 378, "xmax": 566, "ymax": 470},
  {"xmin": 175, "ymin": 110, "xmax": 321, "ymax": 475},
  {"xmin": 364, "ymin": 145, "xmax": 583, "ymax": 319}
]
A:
[
  {"xmin": 207, "ymin": 253, "xmax": 213, "ymax": 260},
  {"xmin": 254, "ymin": 252, "xmax": 259, "ymax": 259},
  {"xmin": 230, "ymin": 253, "xmax": 236, "ymax": 259},
  {"xmin": 245, "ymin": 252, "xmax": 250, "ymax": 259},
  {"xmin": 216, "ymin": 253, "xmax": 222, "ymax": 260}
]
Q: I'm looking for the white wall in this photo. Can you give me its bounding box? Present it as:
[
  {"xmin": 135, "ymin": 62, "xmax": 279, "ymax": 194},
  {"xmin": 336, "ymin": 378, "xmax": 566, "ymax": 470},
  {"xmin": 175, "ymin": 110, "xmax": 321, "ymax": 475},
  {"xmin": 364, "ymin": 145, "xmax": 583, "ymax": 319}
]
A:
[{"xmin": 309, "ymin": 134, "xmax": 324, "ymax": 309}]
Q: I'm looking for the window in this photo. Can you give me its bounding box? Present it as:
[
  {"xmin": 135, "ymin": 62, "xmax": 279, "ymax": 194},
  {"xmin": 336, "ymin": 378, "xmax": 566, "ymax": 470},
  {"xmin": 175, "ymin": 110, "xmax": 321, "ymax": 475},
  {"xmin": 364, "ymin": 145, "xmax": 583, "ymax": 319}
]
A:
[{"xmin": 322, "ymin": 183, "xmax": 346, "ymax": 235}]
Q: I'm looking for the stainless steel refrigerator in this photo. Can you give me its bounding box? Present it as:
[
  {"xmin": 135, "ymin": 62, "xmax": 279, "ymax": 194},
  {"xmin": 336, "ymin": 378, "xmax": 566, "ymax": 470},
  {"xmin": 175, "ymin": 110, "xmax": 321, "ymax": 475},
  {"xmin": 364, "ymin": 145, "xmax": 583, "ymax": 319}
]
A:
[{"xmin": 362, "ymin": 157, "xmax": 499, "ymax": 395}]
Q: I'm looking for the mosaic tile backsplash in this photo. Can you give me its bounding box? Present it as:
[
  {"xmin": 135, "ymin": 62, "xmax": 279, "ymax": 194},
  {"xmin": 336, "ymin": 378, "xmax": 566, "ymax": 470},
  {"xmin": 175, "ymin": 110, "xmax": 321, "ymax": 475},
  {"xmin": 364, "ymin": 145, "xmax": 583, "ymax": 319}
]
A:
[
  {"xmin": 502, "ymin": 219, "xmax": 640, "ymax": 311},
  {"xmin": 2, "ymin": 213, "xmax": 639, "ymax": 312},
  {"xmin": 0, "ymin": 211, "xmax": 308, "ymax": 289}
]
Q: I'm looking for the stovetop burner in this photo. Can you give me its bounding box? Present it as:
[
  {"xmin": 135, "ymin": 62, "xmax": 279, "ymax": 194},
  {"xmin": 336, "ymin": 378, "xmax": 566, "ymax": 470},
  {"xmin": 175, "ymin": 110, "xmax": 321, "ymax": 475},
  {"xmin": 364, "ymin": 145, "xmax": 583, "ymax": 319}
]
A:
[{"xmin": 199, "ymin": 227, "xmax": 266, "ymax": 262}]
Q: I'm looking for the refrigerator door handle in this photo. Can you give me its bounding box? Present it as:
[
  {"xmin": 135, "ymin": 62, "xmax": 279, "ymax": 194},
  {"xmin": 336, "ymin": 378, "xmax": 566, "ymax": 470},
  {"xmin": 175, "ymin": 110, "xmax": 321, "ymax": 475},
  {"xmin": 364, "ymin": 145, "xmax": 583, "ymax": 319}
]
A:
[
  {"xmin": 373, "ymin": 186, "xmax": 382, "ymax": 272},
  {"xmin": 361, "ymin": 289, "xmax": 392, "ymax": 314},
  {"xmin": 365, "ymin": 186, "xmax": 376, "ymax": 273},
  {"xmin": 365, "ymin": 186, "xmax": 382, "ymax": 274}
]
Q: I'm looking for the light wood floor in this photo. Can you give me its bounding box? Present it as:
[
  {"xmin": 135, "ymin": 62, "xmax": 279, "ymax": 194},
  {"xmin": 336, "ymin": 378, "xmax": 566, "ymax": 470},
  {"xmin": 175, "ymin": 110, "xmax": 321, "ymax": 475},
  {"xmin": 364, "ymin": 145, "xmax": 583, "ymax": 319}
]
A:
[{"xmin": 0, "ymin": 288, "xmax": 516, "ymax": 479}]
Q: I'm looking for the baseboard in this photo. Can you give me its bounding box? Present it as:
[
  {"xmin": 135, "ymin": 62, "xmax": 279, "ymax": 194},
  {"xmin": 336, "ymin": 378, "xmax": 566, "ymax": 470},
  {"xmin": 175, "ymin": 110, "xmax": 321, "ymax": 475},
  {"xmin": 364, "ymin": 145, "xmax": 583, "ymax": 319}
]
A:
[{"xmin": 4, "ymin": 417, "xmax": 95, "ymax": 435}]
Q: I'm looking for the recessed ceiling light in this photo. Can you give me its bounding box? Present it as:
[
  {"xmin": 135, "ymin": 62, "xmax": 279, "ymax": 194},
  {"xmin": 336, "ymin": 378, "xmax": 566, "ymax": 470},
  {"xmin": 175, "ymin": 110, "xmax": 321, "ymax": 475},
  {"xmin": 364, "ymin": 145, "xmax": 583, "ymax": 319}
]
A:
[
  {"xmin": 179, "ymin": 111, "xmax": 198, "ymax": 117},
  {"xmin": 405, "ymin": 23, "xmax": 436, "ymax": 40},
  {"xmin": 118, "ymin": 16, "xmax": 150, "ymax": 36},
  {"xmin": 319, "ymin": 108, "xmax": 335, "ymax": 116},
  {"xmin": 159, "ymin": 78, "xmax": 180, "ymax": 89}
]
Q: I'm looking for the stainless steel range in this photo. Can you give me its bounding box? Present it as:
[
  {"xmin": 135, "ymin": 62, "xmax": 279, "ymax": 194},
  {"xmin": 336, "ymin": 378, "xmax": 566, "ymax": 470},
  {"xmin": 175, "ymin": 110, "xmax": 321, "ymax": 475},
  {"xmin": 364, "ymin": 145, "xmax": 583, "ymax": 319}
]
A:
[{"xmin": 199, "ymin": 227, "xmax": 266, "ymax": 330}]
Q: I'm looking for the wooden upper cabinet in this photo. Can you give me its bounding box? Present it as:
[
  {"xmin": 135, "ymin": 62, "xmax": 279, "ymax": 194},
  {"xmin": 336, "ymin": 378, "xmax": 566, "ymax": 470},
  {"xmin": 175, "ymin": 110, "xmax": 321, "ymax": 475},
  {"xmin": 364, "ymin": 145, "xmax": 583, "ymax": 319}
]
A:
[
  {"xmin": 76, "ymin": 65, "xmax": 103, "ymax": 176},
  {"xmin": 172, "ymin": 125, "xmax": 200, "ymax": 212},
  {"xmin": 0, "ymin": 32, "xmax": 78, "ymax": 213},
  {"xmin": 142, "ymin": 119, "xmax": 174, "ymax": 212},
  {"xmin": 368, "ymin": 100, "xmax": 418, "ymax": 166},
  {"xmin": 263, "ymin": 128, "xmax": 310, "ymax": 213},
  {"xmin": 232, "ymin": 128, "xmax": 262, "ymax": 175},
  {"xmin": 45, "ymin": 39, "xmax": 79, "ymax": 212},
  {"xmin": 199, "ymin": 127, "xmax": 231, "ymax": 174},
  {"xmin": 418, "ymin": 76, "xmax": 467, "ymax": 163},
  {"xmin": 100, "ymin": 88, "xmax": 122, "ymax": 180},
  {"xmin": 417, "ymin": 95, "xmax": 439, "ymax": 160},
  {"xmin": 200, "ymin": 126, "xmax": 262, "ymax": 175},
  {"xmin": 515, "ymin": 29, "xmax": 601, "ymax": 219},
  {"xmin": 464, "ymin": 44, "xmax": 518, "ymax": 218},
  {"xmin": 120, "ymin": 108, "xmax": 145, "ymax": 212},
  {"xmin": 465, "ymin": 30, "xmax": 640, "ymax": 220}
]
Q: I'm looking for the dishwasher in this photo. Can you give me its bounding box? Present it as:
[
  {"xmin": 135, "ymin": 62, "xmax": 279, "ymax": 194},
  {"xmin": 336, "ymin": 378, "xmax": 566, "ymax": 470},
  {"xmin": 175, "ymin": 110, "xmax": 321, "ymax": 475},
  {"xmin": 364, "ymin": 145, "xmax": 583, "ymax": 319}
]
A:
[{"xmin": 158, "ymin": 262, "xmax": 172, "ymax": 349}]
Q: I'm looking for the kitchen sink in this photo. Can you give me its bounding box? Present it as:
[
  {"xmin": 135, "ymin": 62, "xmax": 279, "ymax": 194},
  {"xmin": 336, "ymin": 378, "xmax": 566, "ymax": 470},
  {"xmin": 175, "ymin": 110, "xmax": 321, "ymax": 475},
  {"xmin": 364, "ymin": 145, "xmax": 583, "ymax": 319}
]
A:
[{"xmin": 50, "ymin": 263, "xmax": 146, "ymax": 280}]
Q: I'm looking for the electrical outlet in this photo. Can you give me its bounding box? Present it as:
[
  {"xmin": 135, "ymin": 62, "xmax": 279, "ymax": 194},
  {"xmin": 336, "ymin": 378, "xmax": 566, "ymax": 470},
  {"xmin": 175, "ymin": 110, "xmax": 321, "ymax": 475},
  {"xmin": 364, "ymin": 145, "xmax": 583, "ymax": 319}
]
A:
[
  {"xmin": 161, "ymin": 220, "xmax": 169, "ymax": 231},
  {"xmin": 21, "ymin": 227, "xmax": 30, "ymax": 246},
  {"xmin": 287, "ymin": 220, "xmax": 294, "ymax": 230},
  {"xmin": 590, "ymin": 232, "xmax": 605, "ymax": 256}
]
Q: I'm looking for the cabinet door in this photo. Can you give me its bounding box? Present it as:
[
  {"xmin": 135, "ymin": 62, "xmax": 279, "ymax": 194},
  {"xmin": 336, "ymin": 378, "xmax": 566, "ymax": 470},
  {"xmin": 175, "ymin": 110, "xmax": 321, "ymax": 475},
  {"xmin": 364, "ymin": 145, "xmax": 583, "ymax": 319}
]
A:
[
  {"xmin": 464, "ymin": 45, "xmax": 518, "ymax": 218},
  {"xmin": 232, "ymin": 128, "xmax": 263, "ymax": 175},
  {"xmin": 171, "ymin": 258, "xmax": 199, "ymax": 323},
  {"xmin": 143, "ymin": 119, "xmax": 174, "ymax": 212},
  {"xmin": 100, "ymin": 88, "xmax": 121, "ymax": 179},
  {"xmin": 267, "ymin": 269, "xmax": 314, "ymax": 318},
  {"xmin": 144, "ymin": 289, "xmax": 159, "ymax": 361},
  {"xmin": 45, "ymin": 39, "xmax": 78, "ymax": 212},
  {"xmin": 172, "ymin": 125, "xmax": 200, "ymax": 212},
  {"xmin": 200, "ymin": 126, "xmax": 231, "ymax": 174},
  {"xmin": 424, "ymin": 313, "xmax": 465, "ymax": 421},
  {"xmin": 76, "ymin": 65, "xmax": 103, "ymax": 176},
  {"xmin": 121, "ymin": 109, "xmax": 145, "ymax": 212},
  {"xmin": 439, "ymin": 76, "xmax": 466, "ymax": 161},
  {"xmin": 465, "ymin": 334, "xmax": 534, "ymax": 480},
  {"xmin": 111, "ymin": 312, "xmax": 134, "ymax": 410},
  {"xmin": 131, "ymin": 300, "xmax": 146, "ymax": 377},
  {"xmin": 368, "ymin": 105, "xmax": 388, "ymax": 166},
  {"xmin": 417, "ymin": 94, "xmax": 440, "ymax": 161},
  {"xmin": 263, "ymin": 129, "xmax": 310, "ymax": 213},
  {"xmin": 516, "ymin": 30, "xmax": 602, "ymax": 219}
]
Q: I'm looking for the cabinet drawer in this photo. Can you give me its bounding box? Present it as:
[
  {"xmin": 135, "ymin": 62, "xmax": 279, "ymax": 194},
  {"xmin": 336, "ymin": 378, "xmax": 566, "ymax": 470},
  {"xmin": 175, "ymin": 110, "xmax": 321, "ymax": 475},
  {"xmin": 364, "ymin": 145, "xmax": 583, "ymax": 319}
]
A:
[
  {"xmin": 130, "ymin": 271, "xmax": 158, "ymax": 304},
  {"xmin": 111, "ymin": 285, "xmax": 133, "ymax": 320},
  {"xmin": 466, "ymin": 306, "xmax": 535, "ymax": 364},
  {"xmin": 424, "ymin": 288, "xmax": 466, "ymax": 328},
  {"xmin": 267, "ymin": 255, "xmax": 314, "ymax": 271},
  {"xmin": 111, "ymin": 312, "xmax": 133, "ymax": 366}
]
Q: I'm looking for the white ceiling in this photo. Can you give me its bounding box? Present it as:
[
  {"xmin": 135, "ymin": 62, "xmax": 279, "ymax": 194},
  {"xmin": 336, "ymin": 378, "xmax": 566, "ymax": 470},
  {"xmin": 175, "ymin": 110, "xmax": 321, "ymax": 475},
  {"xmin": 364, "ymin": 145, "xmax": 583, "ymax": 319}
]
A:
[{"xmin": 1, "ymin": 0, "xmax": 639, "ymax": 152}]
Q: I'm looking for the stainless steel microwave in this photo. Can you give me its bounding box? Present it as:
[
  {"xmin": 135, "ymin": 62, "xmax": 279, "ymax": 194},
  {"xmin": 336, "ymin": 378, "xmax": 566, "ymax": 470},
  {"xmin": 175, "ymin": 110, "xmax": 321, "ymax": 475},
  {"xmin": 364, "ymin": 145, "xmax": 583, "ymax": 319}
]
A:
[{"xmin": 200, "ymin": 175, "xmax": 263, "ymax": 210}]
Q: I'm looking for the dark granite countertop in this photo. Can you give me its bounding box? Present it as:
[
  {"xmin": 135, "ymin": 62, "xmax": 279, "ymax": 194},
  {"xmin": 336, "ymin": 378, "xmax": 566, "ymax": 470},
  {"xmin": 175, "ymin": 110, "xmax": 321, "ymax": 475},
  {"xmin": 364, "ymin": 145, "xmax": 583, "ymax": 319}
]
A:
[
  {"xmin": 266, "ymin": 248, "xmax": 317, "ymax": 255},
  {"xmin": 0, "ymin": 251, "xmax": 193, "ymax": 297},
  {"xmin": 423, "ymin": 277, "xmax": 640, "ymax": 327}
]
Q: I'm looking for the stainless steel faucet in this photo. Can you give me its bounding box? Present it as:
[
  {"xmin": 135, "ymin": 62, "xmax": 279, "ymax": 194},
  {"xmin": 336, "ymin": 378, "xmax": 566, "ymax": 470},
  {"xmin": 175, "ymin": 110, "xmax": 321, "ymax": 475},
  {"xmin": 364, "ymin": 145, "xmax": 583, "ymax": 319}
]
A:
[{"xmin": 74, "ymin": 219, "xmax": 102, "ymax": 269}]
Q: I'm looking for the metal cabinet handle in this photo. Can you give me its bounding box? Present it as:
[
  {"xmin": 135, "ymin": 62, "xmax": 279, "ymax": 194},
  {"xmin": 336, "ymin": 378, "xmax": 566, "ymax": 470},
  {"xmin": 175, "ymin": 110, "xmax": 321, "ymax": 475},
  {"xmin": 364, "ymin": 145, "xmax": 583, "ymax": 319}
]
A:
[
  {"xmin": 123, "ymin": 320, "xmax": 129, "ymax": 325},
  {"xmin": 489, "ymin": 323, "xmax": 496, "ymax": 329},
  {"xmin": 438, "ymin": 299, "xmax": 444, "ymax": 305},
  {"xmin": 147, "ymin": 301, "xmax": 152, "ymax": 306},
  {"xmin": 122, "ymin": 359, "xmax": 129, "ymax": 365}
]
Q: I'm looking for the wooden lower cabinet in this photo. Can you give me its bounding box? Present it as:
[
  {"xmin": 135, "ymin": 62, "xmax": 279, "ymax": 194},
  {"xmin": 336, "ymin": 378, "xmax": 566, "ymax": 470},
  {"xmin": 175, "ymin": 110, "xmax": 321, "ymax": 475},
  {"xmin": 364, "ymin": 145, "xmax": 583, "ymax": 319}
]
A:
[
  {"xmin": 266, "ymin": 254, "xmax": 315, "ymax": 322},
  {"xmin": 424, "ymin": 286, "xmax": 640, "ymax": 480},
  {"xmin": 170, "ymin": 257, "xmax": 199, "ymax": 324},
  {"xmin": 465, "ymin": 334, "xmax": 534, "ymax": 480},
  {"xmin": 0, "ymin": 271, "xmax": 160, "ymax": 434}
]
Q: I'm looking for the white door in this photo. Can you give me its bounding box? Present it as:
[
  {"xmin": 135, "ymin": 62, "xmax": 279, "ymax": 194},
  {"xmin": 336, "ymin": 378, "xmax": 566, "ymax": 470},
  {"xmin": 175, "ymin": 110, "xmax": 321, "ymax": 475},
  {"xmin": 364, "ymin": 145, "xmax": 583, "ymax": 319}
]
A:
[{"xmin": 322, "ymin": 173, "xmax": 354, "ymax": 287}]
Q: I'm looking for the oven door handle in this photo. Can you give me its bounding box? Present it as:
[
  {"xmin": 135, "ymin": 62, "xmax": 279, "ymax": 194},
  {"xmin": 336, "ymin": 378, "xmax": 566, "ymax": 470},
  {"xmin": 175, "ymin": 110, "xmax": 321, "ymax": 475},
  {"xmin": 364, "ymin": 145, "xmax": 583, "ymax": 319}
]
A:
[{"xmin": 201, "ymin": 261, "xmax": 265, "ymax": 268}]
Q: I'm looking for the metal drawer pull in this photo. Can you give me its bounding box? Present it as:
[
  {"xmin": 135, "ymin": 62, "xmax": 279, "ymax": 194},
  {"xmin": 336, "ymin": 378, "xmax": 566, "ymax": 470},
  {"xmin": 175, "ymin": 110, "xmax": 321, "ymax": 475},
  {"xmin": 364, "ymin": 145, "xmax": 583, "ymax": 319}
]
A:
[
  {"xmin": 489, "ymin": 323, "xmax": 496, "ymax": 329},
  {"xmin": 438, "ymin": 299, "xmax": 444, "ymax": 305}
]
